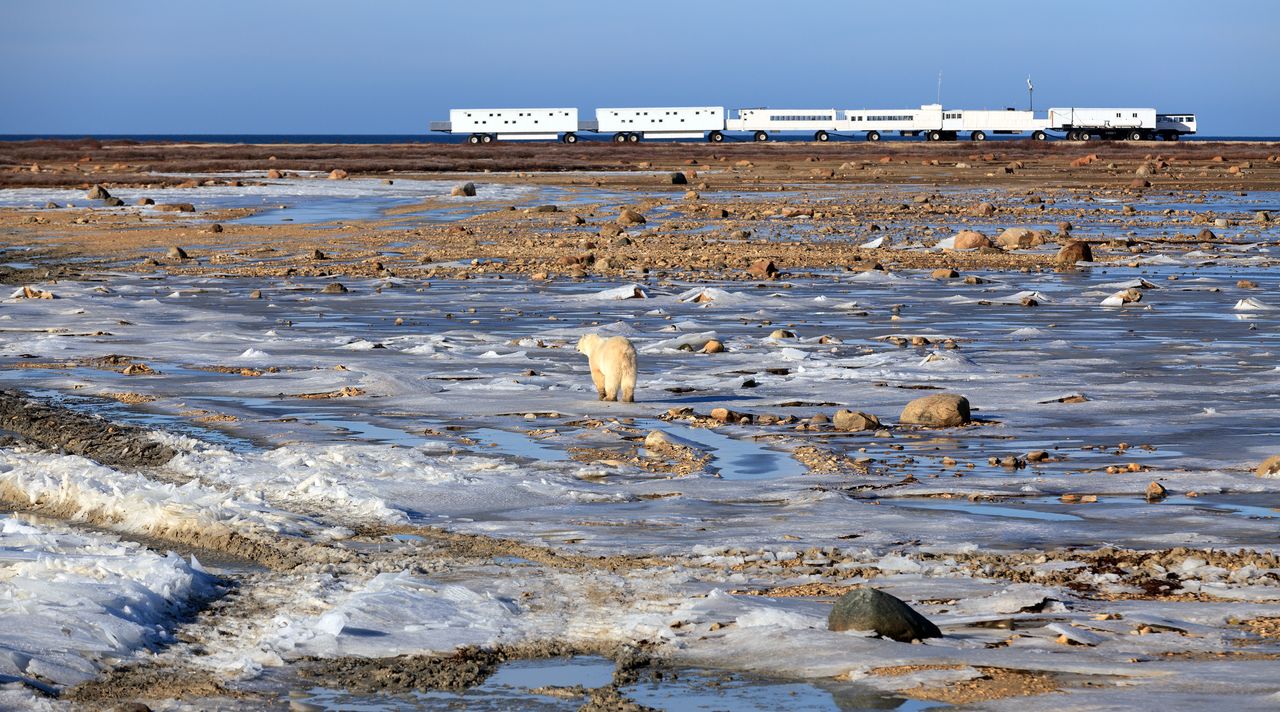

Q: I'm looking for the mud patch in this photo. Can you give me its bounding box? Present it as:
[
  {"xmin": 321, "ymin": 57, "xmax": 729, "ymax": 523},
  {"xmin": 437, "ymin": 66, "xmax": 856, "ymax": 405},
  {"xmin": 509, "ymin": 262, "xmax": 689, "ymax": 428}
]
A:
[
  {"xmin": 66, "ymin": 665, "xmax": 251, "ymax": 705},
  {"xmin": 0, "ymin": 388, "xmax": 175, "ymax": 468},
  {"xmin": 298, "ymin": 640, "xmax": 648, "ymax": 694},
  {"xmin": 870, "ymin": 664, "xmax": 1059, "ymax": 704}
]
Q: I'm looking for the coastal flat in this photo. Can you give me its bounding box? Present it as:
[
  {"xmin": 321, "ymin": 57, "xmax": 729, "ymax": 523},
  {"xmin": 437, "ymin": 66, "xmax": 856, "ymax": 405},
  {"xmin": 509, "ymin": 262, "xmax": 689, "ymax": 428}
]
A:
[{"xmin": 1, "ymin": 139, "xmax": 1280, "ymax": 710}]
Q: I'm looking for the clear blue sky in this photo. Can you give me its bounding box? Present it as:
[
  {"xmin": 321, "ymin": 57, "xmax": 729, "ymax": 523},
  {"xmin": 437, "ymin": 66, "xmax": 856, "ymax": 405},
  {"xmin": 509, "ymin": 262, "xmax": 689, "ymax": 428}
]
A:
[{"xmin": 2, "ymin": 0, "xmax": 1277, "ymax": 135}]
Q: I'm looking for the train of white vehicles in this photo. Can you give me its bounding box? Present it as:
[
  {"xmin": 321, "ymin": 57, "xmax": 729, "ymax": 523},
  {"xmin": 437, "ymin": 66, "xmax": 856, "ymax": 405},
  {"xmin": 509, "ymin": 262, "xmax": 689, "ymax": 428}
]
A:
[{"xmin": 430, "ymin": 104, "xmax": 1198, "ymax": 144}]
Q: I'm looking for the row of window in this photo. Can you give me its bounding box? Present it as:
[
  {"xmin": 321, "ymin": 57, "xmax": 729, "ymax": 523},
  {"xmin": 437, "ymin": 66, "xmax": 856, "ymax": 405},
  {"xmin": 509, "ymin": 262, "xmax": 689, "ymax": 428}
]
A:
[
  {"xmin": 864, "ymin": 115, "xmax": 915, "ymax": 122},
  {"xmin": 768, "ymin": 115, "xmax": 831, "ymax": 121},
  {"xmin": 606, "ymin": 110, "xmax": 713, "ymax": 116},
  {"xmin": 462, "ymin": 111, "xmax": 571, "ymax": 118},
  {"xmin": 1160, "ymin": 115, "xmax": 1195, "ymax": 122}
]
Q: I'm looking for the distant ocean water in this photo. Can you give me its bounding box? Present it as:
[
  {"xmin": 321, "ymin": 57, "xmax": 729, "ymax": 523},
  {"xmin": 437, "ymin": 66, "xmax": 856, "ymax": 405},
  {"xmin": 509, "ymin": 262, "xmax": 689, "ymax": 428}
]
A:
[{"xmin": 1, "ymin": 134, "xmax": 1276, "ymax": 144}]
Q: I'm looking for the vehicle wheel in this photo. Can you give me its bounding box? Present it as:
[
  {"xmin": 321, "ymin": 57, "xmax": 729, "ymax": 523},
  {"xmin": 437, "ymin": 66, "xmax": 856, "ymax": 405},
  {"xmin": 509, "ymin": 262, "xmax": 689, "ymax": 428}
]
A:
[
  {"xmin": 1078, "ymin": 131, "xmax": 1091, "ymax": 142},
  {"xmin": 1031, "ymin": 130, "xmax": 1047, "ymax": 141},
  {"xmin": 754, "ymin": 131, "xmax": 769, "ymax": 142},
  {"xmin": 480, "ymin": 134, "xmax": 494, "ymax": 144},
  {"xmin": 613, "ymin": 133, "xmax": 628, "ymax": 144},
  {"xmin": 1165, "ymin": 132, "xmax": 1180, "ymax": 141},
  {"xmin": 927, "ymin": 130, "xmax": 943, "ymax": 142},
  {"xmin": 627, "ymin": 133, "xmax": 640, "ymax": 143},
  {"xmin": 1066, "ymin": 130, "xmax": 1079, "ymax": 141},
  {"xmin": 468, "ymin": 134, "xmax": 481, "ymax": 145},
  {"xmin": 563, "ymin": 132, "xmax": 578, "ymax": 144},
  {"xmin": 971, "ymin": 130, "xmax": 986, "ymax": 142},
  {"xmin": 708, "ymin": 131, "xmax": 724, "ymax": 143},
  {"xmin": 1128, "ymin": 130, "xmax": 1143, "ymax": 141},
  {"xmin": 866, "ymin": 130, "xmax": 881, "ymax": 142},
  {"xmin": 814, "ymin": 130, "xmax": 829, "ymax": 142}
]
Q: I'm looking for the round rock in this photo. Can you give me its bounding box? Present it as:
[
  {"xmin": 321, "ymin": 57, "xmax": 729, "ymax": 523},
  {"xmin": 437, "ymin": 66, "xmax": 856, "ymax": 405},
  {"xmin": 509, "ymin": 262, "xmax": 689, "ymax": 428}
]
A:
[
  {"xmin": 900, "ymin": 394, "xmax": 970, "ymax": 427},
  {"xmin": 1056, "ymin": 240, "xmax": 1092, "ymax": 266},
  {"xmin": 833, "ymin": 410, "xmax": 880, "ymax": 431},
  {"xmin": 827, "ymin": 587, "xmax": 942, "ymax": 642}
]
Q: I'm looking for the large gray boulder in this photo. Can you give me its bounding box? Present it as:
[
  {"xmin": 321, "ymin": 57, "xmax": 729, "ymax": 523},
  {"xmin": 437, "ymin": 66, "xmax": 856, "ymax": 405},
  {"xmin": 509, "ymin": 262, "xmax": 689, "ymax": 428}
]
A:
[{"xmin": 828, "ymin": 588, "xmax": 942, "ymax": 642}]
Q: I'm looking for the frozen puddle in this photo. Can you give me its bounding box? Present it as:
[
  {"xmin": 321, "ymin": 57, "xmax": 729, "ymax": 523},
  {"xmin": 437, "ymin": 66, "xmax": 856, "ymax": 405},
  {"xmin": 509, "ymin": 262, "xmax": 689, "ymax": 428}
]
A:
[
  {"xmin": 199, "ymin": 395, "xmax": 428, "ymax": 446},
  {"xmin": 0, "ymin": 175, "xmax": 541, "ymax": 225},
  {"xmin": 886, "ymin": 499, "xmax": 1083, "ymax": 522},
  {"xmin": 294, "ymin": 656, "xmax": 920, "ymax": 711},
  {"xmin": 467, "ymin": 427, "xmax": 572, "ymax": 462},
  {"xmin": 647, "ymin": 421, "xmax": 805, "ymax": 480},
  {"xmin": 19, "ymin": 387, "xmax": 254, "ymax": 451}
]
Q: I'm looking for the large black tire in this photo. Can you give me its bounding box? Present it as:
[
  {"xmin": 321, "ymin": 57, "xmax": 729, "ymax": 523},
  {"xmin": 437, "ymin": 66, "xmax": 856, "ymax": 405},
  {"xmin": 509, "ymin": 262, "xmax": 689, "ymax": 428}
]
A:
[
  {"xmin": 754, "ymin": 131, "xmax": 769, "ymax": 142},
  {"xmin": 627, "ymin": 133, "xmax": 640, "ymax": 143},
  {"xmin": 814, "ymin": 130, "xmax": 829, "ymax": 142},
  {"xmin": 1165, "ymin": 132, "xmax": 1180, "ymax": 141},
  {"xmin": 927, "ymin": 130, "xmax": 943, "ymax": 142},
  {"xmin": 866, "ymin": 130, "xmax": 881, "ymax": 142},
  {"xmin": 468, "ymin": 134, "xmax": 481, "ymax": 145},
  {"xmin": 1128, "ymin": 130, "xmax": 1143, "ymax": 141},
  {"xmin": 563, "ymin": 132, "xmax": 578, "ymax": 144},
  {"xmin": 613, "ymin": 133, "xmax": 628, "ymax": 144},
  {"xmin": 480, "ymin": 134, "xmax": 494, "ymax": 144},
  {"xmin": 708, "ymin": 131, "xmax": 724, "ymax": 143},
  {"xmin": 971, "ymin": 130, "xmax": 987, "ymax": 142},
  {"xmin": 1078, "ymin": 131, "xmax": 1091, "ymax": 142},
  {"xmin": 1031, "ymin": 130, "xmax": 1047, "ymax": 141}
]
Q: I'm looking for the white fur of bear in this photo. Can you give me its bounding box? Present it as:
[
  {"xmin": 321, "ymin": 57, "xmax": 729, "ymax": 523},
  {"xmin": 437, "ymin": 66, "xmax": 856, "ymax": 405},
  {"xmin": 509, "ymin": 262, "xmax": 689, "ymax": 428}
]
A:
[{"xmin": 576, "ymin": 333, "xmax": 637, "ymax": 402}]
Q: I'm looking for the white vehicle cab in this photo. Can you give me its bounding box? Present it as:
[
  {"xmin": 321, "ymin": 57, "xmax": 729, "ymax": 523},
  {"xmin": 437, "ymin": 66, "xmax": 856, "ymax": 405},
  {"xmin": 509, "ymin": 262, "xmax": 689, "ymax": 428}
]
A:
[
  {"xmin": 593, "ymin": 107, "xmax": 725, "ymax": 143},
  {"xmin": 430, "ymin": 108, "xmax": 580, "ymax": 144},
  {"xmin": 1156, "ymin": 113, "xmax": 1198, "ymax": 141}
]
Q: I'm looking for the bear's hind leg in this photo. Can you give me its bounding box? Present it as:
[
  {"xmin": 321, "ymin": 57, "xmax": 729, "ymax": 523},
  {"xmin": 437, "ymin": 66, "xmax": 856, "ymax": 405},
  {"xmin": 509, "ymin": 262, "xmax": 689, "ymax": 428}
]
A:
[{"xmin": 590, "ymin": 364, "xmax": 607, "ymax": 399}]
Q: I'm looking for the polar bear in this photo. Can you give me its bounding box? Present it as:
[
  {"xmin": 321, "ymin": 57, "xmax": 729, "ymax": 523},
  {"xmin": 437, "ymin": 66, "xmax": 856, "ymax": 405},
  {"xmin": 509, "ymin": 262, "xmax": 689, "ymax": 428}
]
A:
[{"xmin": 576, "ymin": 333, "xmax": 637, "ymax": 402}]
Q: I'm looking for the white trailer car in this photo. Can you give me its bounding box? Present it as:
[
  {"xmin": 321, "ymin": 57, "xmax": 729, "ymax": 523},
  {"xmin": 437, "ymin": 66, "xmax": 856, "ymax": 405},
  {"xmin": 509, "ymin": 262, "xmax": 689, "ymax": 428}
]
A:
[
  {"xmin": 593, "ymin": 107, "xmax": 725, "ymax": 143},
  {"xmin": 843, "ymin": 105, "xmax": 944, "ymax": 141},
  {"xmin": 726, "ymin": 109, "xmax": 843, "ymax": 142},
  {"xmin": 1047, "ymin": 107, "xmax": 1157, "ymax": 141},
  {"xmin": 942, "ymin": 109, "xmax": 1049, "ymax": 142},
  {"xmin": 429, "ymin": 108, "xmax": 580, "ymax": 144}
]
